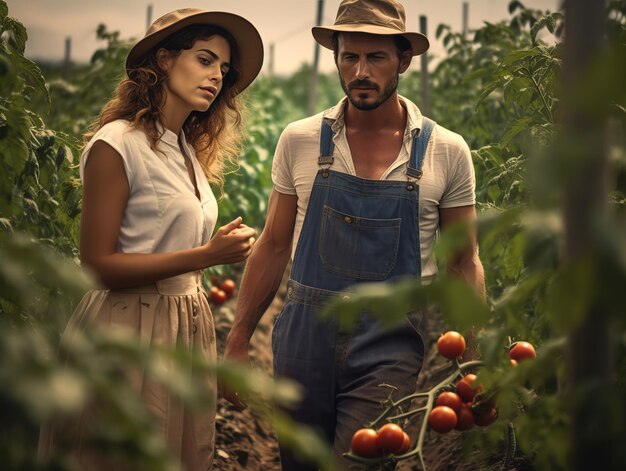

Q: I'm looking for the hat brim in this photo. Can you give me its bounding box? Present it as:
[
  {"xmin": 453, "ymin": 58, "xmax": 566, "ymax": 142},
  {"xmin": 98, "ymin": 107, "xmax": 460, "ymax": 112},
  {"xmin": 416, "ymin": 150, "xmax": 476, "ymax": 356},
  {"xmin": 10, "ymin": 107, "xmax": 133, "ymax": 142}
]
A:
[
  {"xmin": 312, "ymin": 24, "xmax": 429, "ymax": 56},
  {"xmin": 126, "ymin": 11, "xmax": 264, "ymax": 94}
]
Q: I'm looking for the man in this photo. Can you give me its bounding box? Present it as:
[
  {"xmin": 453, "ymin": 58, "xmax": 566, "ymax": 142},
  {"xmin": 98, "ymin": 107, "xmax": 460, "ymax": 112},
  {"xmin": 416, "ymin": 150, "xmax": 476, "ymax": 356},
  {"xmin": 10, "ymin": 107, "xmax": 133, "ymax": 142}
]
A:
[{"xmin": 224, "ymin": 0, "xmax": 485, "ymax": 468}]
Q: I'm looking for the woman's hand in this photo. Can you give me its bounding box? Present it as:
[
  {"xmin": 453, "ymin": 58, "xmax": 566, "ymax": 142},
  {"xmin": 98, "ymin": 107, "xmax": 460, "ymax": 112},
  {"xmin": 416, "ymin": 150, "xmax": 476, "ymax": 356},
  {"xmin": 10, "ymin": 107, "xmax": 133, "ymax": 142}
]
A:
[{"xmin": 203, "ymin": 217, "xmax": 256, "ymax": 266}]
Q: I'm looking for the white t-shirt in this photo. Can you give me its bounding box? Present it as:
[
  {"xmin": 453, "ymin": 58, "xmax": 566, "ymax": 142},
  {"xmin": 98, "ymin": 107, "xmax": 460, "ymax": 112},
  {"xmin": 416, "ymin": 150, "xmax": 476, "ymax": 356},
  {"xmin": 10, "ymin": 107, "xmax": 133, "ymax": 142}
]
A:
[
  {"xmin": 80, "ymin": 119, "xmax": 218, "ymax": 254},
  {"xmin": 271, "ymin": 96, "xmax": 475, "ymax": 278}
]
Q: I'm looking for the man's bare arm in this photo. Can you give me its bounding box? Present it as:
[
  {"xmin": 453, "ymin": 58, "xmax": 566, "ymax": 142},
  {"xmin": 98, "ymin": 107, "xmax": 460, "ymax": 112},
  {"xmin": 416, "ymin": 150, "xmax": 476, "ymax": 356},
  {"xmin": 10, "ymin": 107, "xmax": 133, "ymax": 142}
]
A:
[
  {"xmin": 222, "ymin": 189, "xmax": 298, "ymax": 408},
  {"xmin": 439, "ymin": 205, "xmax": 485, "ymax": 300},
  {"xmin": 440, "ymin": 205, "xmax": 485, "ymax": 360}
]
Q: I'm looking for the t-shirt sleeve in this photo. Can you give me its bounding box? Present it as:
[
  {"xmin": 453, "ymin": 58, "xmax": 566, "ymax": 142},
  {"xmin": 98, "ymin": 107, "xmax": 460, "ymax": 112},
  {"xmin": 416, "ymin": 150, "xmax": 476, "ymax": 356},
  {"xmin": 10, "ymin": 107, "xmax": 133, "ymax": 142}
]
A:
[
  {"xmin": 79, "ymin": 121, "xmax": 134, "ymax": 187},
  {"xmin": 439, "ymin": 137, "xmax": 476, "ymax": 208},
  {"xmin": 271, "ymin": 126, "xmax": 296, "ymax": 195}
]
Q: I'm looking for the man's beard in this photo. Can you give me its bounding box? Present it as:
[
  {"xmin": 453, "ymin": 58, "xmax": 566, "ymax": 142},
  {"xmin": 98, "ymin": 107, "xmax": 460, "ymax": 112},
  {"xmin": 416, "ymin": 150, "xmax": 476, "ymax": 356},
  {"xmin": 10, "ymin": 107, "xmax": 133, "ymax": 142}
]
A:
[{"xmin": 340, "ymin": 75, "xmax": 399, "ymax": 111}]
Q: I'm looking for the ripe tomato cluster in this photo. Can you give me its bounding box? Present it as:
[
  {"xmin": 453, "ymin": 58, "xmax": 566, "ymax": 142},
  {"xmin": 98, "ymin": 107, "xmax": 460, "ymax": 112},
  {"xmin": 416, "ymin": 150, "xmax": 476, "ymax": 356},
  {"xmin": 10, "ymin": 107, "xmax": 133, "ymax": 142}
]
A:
[
  {"xmin": 346, "ymin": 333, "xmax": 538, "ymax": 466},
  {"xmin": 351, "ymin": 423, "xmax": 411, "ymax": 458},
  {"xmin": 429, "ymin": 331, "xmax": 538, "ymax": 433},
  {"xmin": 208, "ymin": 275, "xmax": 237, "ymax": 306},
  {"xmin": 429, "ymin": 375, "xmax": 496, "ymax": 433}
]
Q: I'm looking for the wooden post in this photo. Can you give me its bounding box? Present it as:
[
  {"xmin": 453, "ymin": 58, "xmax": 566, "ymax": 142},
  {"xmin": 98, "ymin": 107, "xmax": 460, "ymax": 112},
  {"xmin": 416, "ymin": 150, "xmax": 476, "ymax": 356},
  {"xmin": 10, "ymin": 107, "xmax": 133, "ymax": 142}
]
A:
[
  {"xmin": 419, "ymin": 15, "xmax": 430, "ymax": 116},
  {"xmin": 63, "ymin": 36, "xmax": 71, "ymax": 77},
  {"xmin": 562, "ymin": 0, "xmax": 611, "ymax": 469},
  {"xmin": 146, "ymin": 4, "xmax": 153, "ymax": 30},
  {"xmin": 269, "ymin": 43, "xmax": 275, "ymax": 77},
  {"xmin": 462, "ymin": 2, "xmax": 469, "ymax": 38},
  {"xmin": 307, "ymin": 0, "xmax": 324, "ymax": 115}
]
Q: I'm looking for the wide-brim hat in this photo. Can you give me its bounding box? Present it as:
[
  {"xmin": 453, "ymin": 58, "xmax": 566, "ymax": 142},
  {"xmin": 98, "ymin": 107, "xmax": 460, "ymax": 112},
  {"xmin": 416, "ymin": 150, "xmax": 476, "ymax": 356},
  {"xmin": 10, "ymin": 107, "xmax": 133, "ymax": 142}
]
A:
[
  {"xmin": 126, "ymin": 8, "xmax": 264, "ymax": 94},
  {"xmin": 312, "ymin": 0, "xmax": 429, "ymax": 56}
]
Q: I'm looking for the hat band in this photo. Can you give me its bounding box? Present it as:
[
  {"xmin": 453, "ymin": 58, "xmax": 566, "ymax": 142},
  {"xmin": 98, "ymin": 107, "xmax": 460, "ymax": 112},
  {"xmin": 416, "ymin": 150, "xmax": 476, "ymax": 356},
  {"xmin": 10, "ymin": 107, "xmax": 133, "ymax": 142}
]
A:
[{"xmin": 335, "ymin": 19, "xmax": 404, "ymax": 32}]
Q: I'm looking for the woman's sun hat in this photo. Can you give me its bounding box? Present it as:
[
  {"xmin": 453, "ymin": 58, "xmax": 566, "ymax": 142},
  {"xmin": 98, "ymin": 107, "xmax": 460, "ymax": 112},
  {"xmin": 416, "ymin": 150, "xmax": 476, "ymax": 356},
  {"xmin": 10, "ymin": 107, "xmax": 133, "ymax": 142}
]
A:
[
  {"xmin": 126, "ymin": 8, "xmax": 264, "ymax": 94},
  {"xmin": 312, "ymin": 0, "xmax": 429, "ymax": 56}
]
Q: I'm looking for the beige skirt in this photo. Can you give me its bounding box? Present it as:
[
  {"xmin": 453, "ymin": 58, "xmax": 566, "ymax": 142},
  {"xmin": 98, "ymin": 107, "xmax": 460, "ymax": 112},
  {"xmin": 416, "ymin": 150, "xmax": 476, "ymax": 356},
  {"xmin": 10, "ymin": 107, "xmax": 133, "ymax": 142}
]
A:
[{"xmin": 39, "ymin": 271, "xmax": 217, "ymax": 471}]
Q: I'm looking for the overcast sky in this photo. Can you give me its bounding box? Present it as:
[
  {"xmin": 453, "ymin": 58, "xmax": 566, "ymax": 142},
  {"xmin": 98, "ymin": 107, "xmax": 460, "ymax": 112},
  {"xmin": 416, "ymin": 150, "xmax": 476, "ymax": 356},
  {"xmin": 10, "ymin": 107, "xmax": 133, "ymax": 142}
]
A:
[{"xmin": 9, "ymin": 0, "xmax": 559, "ymax": 75}]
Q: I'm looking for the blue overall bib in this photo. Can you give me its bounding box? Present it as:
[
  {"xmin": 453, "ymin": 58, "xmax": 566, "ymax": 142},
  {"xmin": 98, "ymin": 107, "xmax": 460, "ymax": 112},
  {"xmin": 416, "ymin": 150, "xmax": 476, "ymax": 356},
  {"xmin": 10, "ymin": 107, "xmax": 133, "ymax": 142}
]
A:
[{"xmin": 272, "ymin": 118, "xmax": 435, "ymax": 470}]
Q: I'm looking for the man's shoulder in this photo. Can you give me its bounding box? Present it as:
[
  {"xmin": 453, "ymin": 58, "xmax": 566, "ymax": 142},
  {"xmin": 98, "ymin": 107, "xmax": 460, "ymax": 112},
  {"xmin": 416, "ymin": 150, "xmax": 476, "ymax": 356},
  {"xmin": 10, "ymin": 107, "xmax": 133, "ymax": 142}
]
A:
[
  {"xmin": 431, "ymin": 120, "xmax": 469, "ymax": 153},
  {"xmin": 281, "ymin": 111, "xmax": 326, "ymax": 140}
]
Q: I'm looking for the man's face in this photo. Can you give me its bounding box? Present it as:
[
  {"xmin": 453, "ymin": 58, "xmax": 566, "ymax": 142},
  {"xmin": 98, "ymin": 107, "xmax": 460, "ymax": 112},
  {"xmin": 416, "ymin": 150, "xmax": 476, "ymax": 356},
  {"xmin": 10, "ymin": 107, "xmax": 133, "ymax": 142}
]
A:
[{"xmin": 336, "ymin": 33, "xmax": 410, "ymax": 111}]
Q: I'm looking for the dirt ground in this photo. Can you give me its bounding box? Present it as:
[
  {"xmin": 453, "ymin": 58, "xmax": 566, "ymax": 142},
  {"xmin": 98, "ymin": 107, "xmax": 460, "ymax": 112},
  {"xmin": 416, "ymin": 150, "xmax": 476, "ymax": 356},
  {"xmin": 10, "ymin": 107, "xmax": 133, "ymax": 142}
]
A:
[{"xmin": 212, "ymin": 276, "xmax": 531, "ymax": 470}]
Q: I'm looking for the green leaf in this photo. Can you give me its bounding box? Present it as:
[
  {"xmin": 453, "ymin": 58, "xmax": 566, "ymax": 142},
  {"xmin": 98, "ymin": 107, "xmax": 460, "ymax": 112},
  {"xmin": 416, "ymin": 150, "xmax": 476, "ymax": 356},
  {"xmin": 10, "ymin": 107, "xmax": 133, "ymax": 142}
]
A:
[
  {"xmin": 501, "ymin": 48, "xmax": 543, "ymax": 67},
  {"xmin": 508, "ymin": 0, "xmax": 525, "ymax": 15},
  {"xmin": 16, "ymin": 54, "xmax": 49, "ymax": 105},
  {"xmin": 530, "ymin": 15, "xmax": 555, "ymax": 44},
  {"xmin": 501, "ymin": 116, "xmax": 535, "ymax": 146},
  {"xmin": 545, "ymin": 256, "xmax": 597, "ymax": 333},
  {"xmin": 322, "ymin": 276, "xmax": 488, "ymax": 333},
  {"xmin": 435, "ymin": 23, "xmax": 450, "ymax": 39},
  {"xmin": 3, "ymin": 17, "xmax": 28, "ymax": 54},
  {"xmin": 475, "ymin": 80, "xmax": 502, "ymax": 110},
  {"xmin": 503, "ymin": 231, "xmax": 525, "ymax": 279},
  {"xmin": 430, "ymin": 279, "xmax": 490, "ymax": 330},
  {"xmin": 273, "ymin": 411, "xmax": 338, "ymax": 470}
]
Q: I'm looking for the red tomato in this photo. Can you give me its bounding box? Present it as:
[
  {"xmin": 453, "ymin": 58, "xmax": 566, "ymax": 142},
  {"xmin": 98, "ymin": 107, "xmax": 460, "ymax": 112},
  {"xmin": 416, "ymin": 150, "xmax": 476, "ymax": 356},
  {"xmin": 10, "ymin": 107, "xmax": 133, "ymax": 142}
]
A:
[
  {"xmin": 472, "ymin": 394, "xmax": 497, "ymax": 416},
  {"xmin": 210, "ymin": 288, "xmax": 228, "ymax": 306},
  {"xmin": 473, "ymin": 407, "xmax": 498, "ymax": 427},
  {"xmin": 351, "ymin": 428, "xmax": 380, "ymax": 458},
  {"xmin": 509, "ymin": 341, "xmax": 536, "ymax": 362},
  {"xmin": 376, "ymin": 423, "xmax": 405, "ymax": 454},
  {"xmin": 396, "ymin": 431, "xmax": 411, "ymax": 455},
  {"xmin": 456, "ymin": 374, "xmax": 483, "ymax": 402},
  {"xmin": 454, "ymin": 403, "xmax": 475, "ymax": 431},
  {"xmin": 210, "ymin": 274, "xmax": 221, "ymax": 286},
  {"xmin": 435, "ymin": 391, "xmax": 463, "ymax": 412},
  {"xmin": 437, "ymin": 331, "xmax": 467, "ymax": 359},
  {"xmin": 428, "ymin": 406, "xmax": 457, "ymax": 433},
  {"xmin": 220, "ymin": 279, "xmax": 236, "ymax": 298}
]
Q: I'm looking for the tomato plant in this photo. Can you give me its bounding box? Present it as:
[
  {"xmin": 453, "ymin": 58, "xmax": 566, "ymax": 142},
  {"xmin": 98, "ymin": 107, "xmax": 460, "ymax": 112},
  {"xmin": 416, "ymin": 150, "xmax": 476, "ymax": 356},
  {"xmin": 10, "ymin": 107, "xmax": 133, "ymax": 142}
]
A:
[
  {"xmin": 397, "ymin": 431, "xmax": 411, "ymax": 455},
  {"xmin": 454, "ymin": 403, "xmax": 475, "ymax": 431},
  {"xmin": 376, "ymin": 423, "xmax": 406, "ymax": 455},
  {"xmin": 210, "ymin": 287, "xmax": 228, "ymax": 306},
  {"xmin": 428, "ymin": 406, "xmax": 457, "ymax": 433},
  {"xmin": 509, "ymin": 341, "xmax": 536, "ymax": 362},
  {"xmin": 210, "ymin": 274, "xmax": 221, "ymax": 286},
  {"xmin": 437, "ymin": 331, "xmax": 467, "ymax": 359},
  {"xmin": 350, "ymin": 428, "xmax": 380, "ymax": 458},
  {"xmin": 220, "ymin": 279, "xmax": 236, "ymax": 298},
  {"xmin": 456, "ymin": 374, "xmax": 482, "ymax": 402},
  {"xmin": 435, "ymin": 391, "xmax": 462, "ymax": 412},
  {"xmin": 474, "ymin": 407, "xmax": 498, "ymax": 427}
]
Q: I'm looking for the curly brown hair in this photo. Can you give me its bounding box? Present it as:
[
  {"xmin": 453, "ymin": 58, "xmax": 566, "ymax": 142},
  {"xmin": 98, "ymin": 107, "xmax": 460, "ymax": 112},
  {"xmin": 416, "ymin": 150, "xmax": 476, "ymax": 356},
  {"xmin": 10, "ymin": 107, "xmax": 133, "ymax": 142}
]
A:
[{"xmin": 86, "ymin": 24, "xmax": 245, "ymax": 189}]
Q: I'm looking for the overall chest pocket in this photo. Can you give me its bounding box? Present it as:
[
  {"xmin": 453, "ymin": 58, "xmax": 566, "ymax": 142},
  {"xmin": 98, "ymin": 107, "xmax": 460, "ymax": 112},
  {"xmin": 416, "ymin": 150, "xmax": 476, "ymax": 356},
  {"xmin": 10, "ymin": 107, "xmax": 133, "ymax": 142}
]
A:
[{"xmin": 319, "ymin": 204, "xmax": 401, "ymax": 281}]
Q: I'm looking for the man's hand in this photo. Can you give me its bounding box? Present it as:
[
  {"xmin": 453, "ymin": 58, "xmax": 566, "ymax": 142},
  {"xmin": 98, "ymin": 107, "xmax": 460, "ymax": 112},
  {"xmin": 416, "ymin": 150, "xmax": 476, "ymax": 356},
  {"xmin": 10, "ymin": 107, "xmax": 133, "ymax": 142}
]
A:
[{"xmin": 220, "ymin": 339, "xmax": 250, "ymax": 411}]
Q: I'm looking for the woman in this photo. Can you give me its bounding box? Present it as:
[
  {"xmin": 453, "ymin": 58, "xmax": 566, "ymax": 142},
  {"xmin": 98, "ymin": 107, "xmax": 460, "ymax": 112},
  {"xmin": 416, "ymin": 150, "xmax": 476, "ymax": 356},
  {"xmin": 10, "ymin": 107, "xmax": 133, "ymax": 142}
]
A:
[{"xmin": 39, "ymin": 8, "xmax": 264, "ymax": 470}]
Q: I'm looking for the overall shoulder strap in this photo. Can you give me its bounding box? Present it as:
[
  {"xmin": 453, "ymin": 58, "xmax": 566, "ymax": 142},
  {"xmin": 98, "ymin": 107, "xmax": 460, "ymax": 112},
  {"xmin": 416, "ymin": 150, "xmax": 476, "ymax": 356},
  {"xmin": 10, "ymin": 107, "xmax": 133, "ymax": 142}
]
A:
[
  {"xmin": 407, "ymin": 117, "xmax": 436, "ymax": 180},
  {"xmin": 318, "ymin": 119, "xmax": 335, "ymax": 167}
]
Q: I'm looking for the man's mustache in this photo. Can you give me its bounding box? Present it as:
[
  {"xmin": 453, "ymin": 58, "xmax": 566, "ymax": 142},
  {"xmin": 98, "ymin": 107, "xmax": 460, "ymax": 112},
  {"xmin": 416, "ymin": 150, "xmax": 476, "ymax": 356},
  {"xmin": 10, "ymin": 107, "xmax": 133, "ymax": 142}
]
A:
[{"xmin": 348, "ymin": 80, "xmax": 379, "ymax": 91}]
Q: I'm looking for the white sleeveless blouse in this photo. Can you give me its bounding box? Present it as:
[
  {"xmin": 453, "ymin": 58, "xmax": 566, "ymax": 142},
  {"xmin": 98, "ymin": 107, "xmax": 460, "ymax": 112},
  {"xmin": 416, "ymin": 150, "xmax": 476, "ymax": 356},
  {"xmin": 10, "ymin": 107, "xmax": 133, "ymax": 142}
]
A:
[{"xmin": 80, "ymin": 120, "xmax": 218, "ymax": 254}]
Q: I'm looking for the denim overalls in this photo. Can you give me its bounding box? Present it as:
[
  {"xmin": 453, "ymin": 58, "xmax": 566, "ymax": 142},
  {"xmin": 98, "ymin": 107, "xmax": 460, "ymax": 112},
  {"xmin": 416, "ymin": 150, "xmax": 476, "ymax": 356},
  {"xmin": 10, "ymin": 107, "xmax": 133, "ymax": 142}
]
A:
[{"xmin": 272, "ymin": 117, "xmax": 434, "ymax": 470}]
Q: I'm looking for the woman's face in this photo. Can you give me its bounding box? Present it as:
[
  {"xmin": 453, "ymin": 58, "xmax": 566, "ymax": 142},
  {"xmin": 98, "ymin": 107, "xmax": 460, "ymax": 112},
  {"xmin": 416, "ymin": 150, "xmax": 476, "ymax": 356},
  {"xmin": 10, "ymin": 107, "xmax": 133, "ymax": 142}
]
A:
[{"xmin": 160, "ymin": 35, "xmax": 232, "ymax": 114}]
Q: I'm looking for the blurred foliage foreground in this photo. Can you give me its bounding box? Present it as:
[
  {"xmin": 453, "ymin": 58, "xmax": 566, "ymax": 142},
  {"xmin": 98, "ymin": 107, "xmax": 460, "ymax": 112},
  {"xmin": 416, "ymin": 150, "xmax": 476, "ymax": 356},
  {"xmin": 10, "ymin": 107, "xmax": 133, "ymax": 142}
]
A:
[{"xmin": 1, "ymin": 0, "xmax": 626, "ymax": 470}]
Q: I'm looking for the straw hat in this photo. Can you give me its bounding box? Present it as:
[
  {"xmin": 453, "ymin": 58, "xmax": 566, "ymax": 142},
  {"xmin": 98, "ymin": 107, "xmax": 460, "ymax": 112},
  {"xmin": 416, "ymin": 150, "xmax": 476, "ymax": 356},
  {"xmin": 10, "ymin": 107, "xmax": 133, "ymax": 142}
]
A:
[
  {"xmin": 126, "ymin": 8, "xmax": 264, "ymax": 94},
  {"xmin": 312, "ymin": 0, "xmax": 429, "ymax": 56}
]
